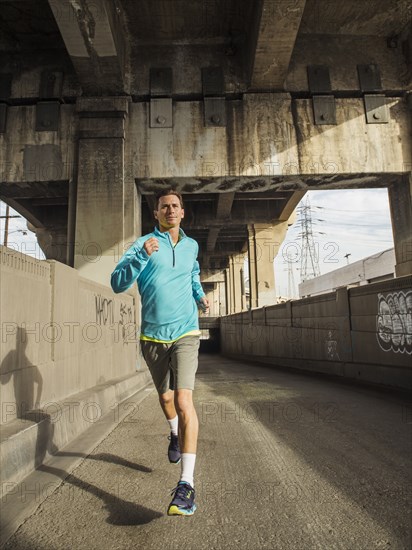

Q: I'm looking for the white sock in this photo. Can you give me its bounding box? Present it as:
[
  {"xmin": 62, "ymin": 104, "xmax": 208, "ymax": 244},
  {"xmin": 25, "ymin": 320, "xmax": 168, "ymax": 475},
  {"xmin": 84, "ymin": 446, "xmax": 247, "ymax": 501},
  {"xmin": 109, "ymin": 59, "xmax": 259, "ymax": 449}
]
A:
[
  {"xmin": 167, "ymin": 415, "xmax": 178, "ymax": 436},
  {"xmin": 180, "ymin": 453, "xmax": 196, "ymax": 487}
]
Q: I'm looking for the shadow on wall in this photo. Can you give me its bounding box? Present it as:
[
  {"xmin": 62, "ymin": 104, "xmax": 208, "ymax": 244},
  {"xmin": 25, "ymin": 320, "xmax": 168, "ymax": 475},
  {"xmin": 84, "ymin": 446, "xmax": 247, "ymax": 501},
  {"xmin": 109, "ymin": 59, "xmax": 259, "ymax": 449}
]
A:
[
  {"xmin": 0, "ymin": 326, "xmax": 162, "ymax": 525},
  {"xmin": 0, "ymin": 326, "xmax": 43, "ymax": 418},
  {"xmin": 0, "ymin": 326, "xmax": 57, "ymax": 465}
]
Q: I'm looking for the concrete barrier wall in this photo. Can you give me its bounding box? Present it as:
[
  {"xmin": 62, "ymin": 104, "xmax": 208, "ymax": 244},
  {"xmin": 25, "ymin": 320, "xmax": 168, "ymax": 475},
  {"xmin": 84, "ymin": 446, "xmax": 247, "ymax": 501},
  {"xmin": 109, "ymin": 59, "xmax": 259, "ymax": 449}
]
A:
[
  {"xmin": 0, "ymin": 246, "xmax": 142, "ymax": 425},
  {"xmin": 220, "ymin": 276, "xmax": 412, "ymax": 391}
]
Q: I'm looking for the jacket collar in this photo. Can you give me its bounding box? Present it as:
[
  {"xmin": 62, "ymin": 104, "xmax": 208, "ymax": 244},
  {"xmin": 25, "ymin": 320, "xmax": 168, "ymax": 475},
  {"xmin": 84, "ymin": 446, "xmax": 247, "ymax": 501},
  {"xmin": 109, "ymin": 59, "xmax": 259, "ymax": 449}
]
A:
[{"xmin": 154, "ymin": 226, "xmax": 186, "ymax": 240}]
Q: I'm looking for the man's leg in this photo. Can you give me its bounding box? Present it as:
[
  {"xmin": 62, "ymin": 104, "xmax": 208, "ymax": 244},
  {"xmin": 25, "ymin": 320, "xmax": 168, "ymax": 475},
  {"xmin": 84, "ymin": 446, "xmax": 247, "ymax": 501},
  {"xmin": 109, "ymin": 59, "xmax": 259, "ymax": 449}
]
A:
[
  {"xmin": 158, "ymin": 390, "xmax": 181, "ymax": 463},
  {"xmin": 167, "ymin": 337, "xmax": 199, "ymax": 515},
  {"xmin": 167, "ymin": 389, "xmax": 198, "ymax": 515},
  {"xmin": 174, "ymin": 389, "xmax": 198, "ymax": 454},
  {"xmin": 158, "ymin": 389, "xmax": 176, "ymax": 420},
  {"xmin": 140, "ymin": 342, "xmax": 181, "ymax": 463},
  {"xmin": 173, "ymin": 338, "xmax": 199, "ymax": 486}
]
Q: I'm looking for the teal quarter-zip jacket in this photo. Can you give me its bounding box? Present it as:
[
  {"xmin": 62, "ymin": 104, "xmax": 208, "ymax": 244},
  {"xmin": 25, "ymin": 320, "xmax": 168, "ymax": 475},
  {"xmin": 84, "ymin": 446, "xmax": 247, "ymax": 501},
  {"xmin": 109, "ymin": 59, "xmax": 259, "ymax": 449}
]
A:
[{"xmin": 110, "ymin": 227, "xmax": 205, "ymax": 342}]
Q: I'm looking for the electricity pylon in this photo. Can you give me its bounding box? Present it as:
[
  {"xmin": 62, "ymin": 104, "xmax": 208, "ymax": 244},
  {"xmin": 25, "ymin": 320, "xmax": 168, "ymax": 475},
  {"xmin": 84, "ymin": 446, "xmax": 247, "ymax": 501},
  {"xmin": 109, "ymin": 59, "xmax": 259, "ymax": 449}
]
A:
[{"xmin": 297, "ymin": 196, "xmax": 321, "ymax": 282}]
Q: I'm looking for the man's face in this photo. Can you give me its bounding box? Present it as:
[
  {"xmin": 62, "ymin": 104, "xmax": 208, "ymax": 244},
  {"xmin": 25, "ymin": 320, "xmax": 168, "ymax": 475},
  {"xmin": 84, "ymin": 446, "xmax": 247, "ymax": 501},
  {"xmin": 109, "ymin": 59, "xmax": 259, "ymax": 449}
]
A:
[{"xmin": 154, "ymin": 194, "xmax": 184, "ymax": 230}]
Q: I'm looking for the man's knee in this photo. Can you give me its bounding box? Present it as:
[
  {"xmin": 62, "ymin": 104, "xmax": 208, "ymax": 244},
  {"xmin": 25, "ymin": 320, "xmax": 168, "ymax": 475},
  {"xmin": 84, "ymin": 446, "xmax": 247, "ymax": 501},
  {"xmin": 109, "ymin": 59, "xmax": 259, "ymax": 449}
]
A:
[
  {"xmin": 174, "ymin": 389, "xmax": 194, "ymax": 414},
  {"xmin": 159, "ymin": 390, "xmax": 174, "ymax": 406}
]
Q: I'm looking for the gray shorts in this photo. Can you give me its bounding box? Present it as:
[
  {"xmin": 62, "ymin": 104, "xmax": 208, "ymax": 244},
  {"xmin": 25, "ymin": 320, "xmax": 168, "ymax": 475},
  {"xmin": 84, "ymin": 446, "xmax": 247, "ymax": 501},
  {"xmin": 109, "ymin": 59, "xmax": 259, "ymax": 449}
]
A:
[{"xmin": 140, "ymin": 336, "xmax": 200, "ymax": 394}]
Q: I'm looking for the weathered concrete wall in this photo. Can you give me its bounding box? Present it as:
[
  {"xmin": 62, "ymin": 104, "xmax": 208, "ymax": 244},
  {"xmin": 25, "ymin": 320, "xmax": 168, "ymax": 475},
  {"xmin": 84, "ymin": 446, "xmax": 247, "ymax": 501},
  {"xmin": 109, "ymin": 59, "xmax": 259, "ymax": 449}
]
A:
[
  {"xmin": 287, "ymin": 35, "xmax": 410, "ymax": 91},
  {"xmin": 1, "ymin": 95, "xmax": 409, "ymax": 188},
  {"xmin": 1, "ymin": 94, "xmax": 410, "ymax": 287},
  {"xmin": 220, "ymin": 276, "xmax": 412, "ymax": 391},
  {"xmin": 294, "ymin": 98, "xmax": 411, "ymax": 177},
  {"xmin": 0, "ymin": 105, "xmax": 76, "ymax": 184},
  {"xmin": 0, "ymin": 246, "xmax": 145, "ymax": 426},
  {"xmin": 133, "ymin": 95, "xmax": 410, "ymax": 189}
]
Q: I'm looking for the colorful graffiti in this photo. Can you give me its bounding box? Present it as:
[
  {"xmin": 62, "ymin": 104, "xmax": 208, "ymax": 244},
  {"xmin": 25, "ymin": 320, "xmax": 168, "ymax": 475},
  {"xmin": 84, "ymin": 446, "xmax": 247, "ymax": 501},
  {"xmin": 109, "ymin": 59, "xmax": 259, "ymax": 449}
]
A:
[{"xmin": 376, "ymin": 291, "xmax": 412, "ymax": 354}]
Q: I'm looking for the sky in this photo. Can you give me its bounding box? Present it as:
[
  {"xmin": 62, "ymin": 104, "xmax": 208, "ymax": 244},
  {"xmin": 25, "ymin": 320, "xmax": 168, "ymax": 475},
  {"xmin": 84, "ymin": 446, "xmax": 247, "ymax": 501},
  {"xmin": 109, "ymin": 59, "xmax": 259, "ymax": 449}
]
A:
[
  {"xmin": 274, "ymin": 188, "xmax": 394, "ymax": 298},
  {"xmin": 0, "ymin": 201, "xmax": 45, "ymax": 259},
  {"xmin": 1, "ymin": 188, "xmax": 394, "ymax": 298}
]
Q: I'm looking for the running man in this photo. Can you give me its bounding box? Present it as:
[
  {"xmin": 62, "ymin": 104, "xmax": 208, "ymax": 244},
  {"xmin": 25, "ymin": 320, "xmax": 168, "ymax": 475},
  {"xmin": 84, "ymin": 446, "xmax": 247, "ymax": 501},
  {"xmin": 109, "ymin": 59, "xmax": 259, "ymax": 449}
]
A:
[{"xmin": 110, "ymin": 189, "xmax": 209, "ymax": 516}]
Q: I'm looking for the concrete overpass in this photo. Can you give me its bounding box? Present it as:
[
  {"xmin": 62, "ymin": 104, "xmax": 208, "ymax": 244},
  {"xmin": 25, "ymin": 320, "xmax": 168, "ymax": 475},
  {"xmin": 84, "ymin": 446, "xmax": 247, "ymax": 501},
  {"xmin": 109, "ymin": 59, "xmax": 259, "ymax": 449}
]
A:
[
  {"xmin": 0, "ymin": 2, "xmax": 411, "ymax": 546},
  {"xmin": 0, "ymin": 0, "xmax": 411, "ymax": 303}
]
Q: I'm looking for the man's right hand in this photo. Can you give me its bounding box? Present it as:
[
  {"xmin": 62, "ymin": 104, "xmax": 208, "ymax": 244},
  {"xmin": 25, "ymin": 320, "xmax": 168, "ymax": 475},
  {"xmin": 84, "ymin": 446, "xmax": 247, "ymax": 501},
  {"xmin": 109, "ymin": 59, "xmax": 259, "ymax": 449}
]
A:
[{"xmin": 144, "ymin": 237, "xmax": 159, "ymax": 256}]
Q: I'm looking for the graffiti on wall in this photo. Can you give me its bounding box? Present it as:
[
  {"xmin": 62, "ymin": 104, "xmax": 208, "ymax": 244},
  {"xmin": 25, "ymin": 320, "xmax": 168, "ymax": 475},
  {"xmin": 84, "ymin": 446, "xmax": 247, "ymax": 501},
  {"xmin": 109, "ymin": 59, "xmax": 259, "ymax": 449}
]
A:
[
  {"xmin": 325, "ymin": 330, "xmax": 340, "ymax": 361},
  {"xmin": 94, "ymin": 294, "xmax": 136, "ymax": 343},
  {"xmin": 95, "ymin": 294, "xmax": 114, "ymax": 326},
  {"xmin": 376, "ymin": 291, "xmax": 412, "ymax": 354},
  {"xmin": 119, "ymin": 302, "xmax": 135, "ymax": 341}
]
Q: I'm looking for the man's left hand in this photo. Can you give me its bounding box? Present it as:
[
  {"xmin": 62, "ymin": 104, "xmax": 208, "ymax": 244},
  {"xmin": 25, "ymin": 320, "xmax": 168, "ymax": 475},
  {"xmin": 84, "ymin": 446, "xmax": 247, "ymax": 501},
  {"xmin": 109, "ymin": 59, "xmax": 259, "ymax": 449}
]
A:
[{"xmin": 199, "ymin": 296, "xmax": 210, "ymax": 314}]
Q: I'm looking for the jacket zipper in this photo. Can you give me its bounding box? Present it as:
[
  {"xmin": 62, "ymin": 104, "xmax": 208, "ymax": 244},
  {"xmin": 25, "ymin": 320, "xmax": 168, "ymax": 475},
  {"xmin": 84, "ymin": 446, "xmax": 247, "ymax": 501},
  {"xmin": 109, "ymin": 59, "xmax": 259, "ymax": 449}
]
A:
[
  {"xmin": 162, "ymin": 230, "xmax": 184, "ymax": 268},
  {"xmin": 166, "ymin": 232, "xmax": 176, "ymax": 267}
]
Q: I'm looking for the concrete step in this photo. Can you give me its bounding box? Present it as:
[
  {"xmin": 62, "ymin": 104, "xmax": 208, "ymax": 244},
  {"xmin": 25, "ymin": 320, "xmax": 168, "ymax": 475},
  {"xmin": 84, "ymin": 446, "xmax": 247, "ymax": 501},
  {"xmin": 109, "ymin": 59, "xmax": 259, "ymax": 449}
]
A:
[{"xmin": 0, "ymin": 369, "xmax": 153, "ymax": 499}]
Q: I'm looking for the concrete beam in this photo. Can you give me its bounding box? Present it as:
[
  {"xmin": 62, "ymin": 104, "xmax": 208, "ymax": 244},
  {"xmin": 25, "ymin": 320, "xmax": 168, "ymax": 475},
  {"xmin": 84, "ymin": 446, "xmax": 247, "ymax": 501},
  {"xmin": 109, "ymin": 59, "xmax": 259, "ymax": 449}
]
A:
[
  {"xmin": 216, "ymin": 192, "xmax": 235, "ymax": 219},
  {"xmin": 277, "ymin": 190, "xmax": 306, "ymax": 221},
  {"xmin": 201, "ymin": 270, "xmax": 226, "ymax": 284},
  {"xmin": 206, "ymin": 227, "xmax": 221, "ymax": 253},
  {"xmin": 248, "ymin": 0, "xmax": 307, "ymax": 89},
  {"xmin": 206, "ymin": 192, "xmax": 235, "ymax": 252},
  {"xmin": 48, "ymin": 0, "xmax": 126, "ymax": 94}
]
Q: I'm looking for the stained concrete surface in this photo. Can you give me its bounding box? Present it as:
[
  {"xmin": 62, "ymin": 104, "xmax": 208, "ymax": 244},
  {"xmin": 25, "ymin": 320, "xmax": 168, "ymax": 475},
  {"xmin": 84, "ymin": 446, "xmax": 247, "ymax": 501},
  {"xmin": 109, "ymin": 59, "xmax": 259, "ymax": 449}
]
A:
[{"xmin": 3, "ymin": 355, "xmax": 412, "ymax": 550}]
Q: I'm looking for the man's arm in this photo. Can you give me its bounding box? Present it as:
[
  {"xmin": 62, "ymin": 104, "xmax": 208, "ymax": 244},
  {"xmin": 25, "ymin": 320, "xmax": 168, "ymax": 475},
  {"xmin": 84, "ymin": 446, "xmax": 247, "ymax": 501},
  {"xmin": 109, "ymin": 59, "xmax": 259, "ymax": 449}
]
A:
[
  {"xmin": 191, "ymin": 257, "xmax": 210, "ymax": 313},
  {"xmin": 191, "ymin": 259, "xmax": 204, "ymax": 302},
  {"xmin": 110, "ymin": 239, "xmax": 151, "ymax": 293}
]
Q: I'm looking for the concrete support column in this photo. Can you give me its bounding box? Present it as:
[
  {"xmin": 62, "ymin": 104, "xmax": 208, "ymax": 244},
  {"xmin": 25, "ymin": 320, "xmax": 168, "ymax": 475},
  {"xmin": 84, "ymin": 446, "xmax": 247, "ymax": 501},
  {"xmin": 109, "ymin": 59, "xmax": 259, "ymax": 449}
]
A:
[
  {"xmin": 388, "ymin": 174, "xmax": 412, "ymax": 277},
  {"xmin": 228, "ymin": 257, "xmax": 235, "ymax": 314},
  {"xmin": 207, "ymin": 284, "xmax": 221, "ymax": 317},
  {"xmin": 247, "ymin": 226, "xmax": 259, "ymax": 310},
  {"xmin": 224, "ymin": 268, "xmax": 231, "ymax": 315},
  {"xmin": 240, "ymin": 266, "xmax": 246, "ymax": 311},
  {"xmin": 74, "ymin": 97, "xmax": 137, "ymax": 286},
  {"xmin": 218, "ymin": 280, "xmax": 227, "ymax": 316},
  {"xmin": 229, "ymin": 253, "xmax": 246, "ymax": 313},
  {"xmin": 248, "ymin": 224, "xmax": 277, "ymax": 308}
]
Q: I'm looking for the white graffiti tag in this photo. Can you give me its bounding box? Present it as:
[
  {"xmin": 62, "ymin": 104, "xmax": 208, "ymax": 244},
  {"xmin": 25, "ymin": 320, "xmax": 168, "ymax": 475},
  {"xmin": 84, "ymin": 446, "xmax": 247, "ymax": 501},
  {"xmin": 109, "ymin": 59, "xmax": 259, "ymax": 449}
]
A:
[{"xmin": 376, "ymin": 291, "xmax": 412, "ymax": 354}]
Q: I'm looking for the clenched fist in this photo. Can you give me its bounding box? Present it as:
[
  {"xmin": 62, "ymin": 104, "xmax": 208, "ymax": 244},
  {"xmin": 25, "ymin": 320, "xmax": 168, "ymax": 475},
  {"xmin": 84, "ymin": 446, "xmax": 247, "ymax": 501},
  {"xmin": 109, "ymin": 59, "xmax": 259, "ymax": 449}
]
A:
[
  {"xmin": 198, "ymin": 296, "xmax": 210, "ymax": 314},
  {"xmin": 144, "ymin": 237, "xmax": 159, "ymax": 256}
]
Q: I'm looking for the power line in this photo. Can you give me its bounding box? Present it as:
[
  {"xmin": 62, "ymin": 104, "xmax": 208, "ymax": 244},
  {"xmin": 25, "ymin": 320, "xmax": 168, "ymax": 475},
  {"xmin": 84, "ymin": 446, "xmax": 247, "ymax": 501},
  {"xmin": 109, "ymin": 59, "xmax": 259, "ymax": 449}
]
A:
[{"xmin": 314, "ymin": 206, "xmax": 389, "ymax": 214}]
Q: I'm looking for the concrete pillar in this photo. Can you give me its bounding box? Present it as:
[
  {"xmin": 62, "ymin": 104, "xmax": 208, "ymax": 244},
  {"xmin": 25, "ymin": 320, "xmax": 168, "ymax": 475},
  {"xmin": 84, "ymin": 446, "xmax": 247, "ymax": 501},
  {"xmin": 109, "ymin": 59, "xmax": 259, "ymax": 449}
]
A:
[
  {"xmin": 203, "ymin": 283, "xmax": 220, "ymax": 317},
  {"xmin": 247, "ymin": 226, "xmax": 259, "ymax": 309},
  {"xmin": 229, "ymin": 256, "xmax": 235, "ymax": 314},
  {"xmin": 224, "ymin": 268, "xmax": 231, "ymax": 315},
  {"xmin": 218, "ymin": 280, "xmax": 227, "ymax": 316},
  {"xmin": 240, "ymin": 266, "xmax": 246, "ymax": 311},
  {"xmin": 73, "ymin": 97, "xmax": 138, "ymax": 286},
  {"xmin": 388, "ymin": 174, "xmax": 412, "ymax": 277},
  {"xmin": 229, "ymin": 253, "xmax": 246, "ymax": 313},
  {"xmin": 248, "ymin": 224, "xmax": 277, "ymax": 308},
  {"xmin": 200, "ymin": 269, "xmax": 227, "ymax": 316}
]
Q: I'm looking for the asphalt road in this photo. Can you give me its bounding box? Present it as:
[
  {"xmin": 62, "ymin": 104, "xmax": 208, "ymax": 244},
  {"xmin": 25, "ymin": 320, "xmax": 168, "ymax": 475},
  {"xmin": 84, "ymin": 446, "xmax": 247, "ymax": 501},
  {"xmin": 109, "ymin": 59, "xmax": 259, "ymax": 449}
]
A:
[{"xmin": 4, "ymin": 355, "xmax": 412, "ymax": 550}]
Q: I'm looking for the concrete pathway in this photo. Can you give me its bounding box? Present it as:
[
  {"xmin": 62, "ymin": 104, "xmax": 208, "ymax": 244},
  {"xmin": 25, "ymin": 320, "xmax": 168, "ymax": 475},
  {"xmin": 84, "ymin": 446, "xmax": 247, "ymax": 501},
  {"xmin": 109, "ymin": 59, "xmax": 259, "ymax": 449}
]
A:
[{"xmin": 3, "ymin": 355, "xmax": 412, "ymax": 550}]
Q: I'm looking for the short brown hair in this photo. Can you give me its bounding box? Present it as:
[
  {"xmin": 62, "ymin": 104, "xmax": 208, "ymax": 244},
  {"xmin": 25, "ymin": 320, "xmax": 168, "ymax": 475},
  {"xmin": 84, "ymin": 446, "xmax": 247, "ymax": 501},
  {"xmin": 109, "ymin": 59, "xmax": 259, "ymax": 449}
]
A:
[{"xmin": 155, "ymin": 189, "xmax": 184, "ymax": 209}]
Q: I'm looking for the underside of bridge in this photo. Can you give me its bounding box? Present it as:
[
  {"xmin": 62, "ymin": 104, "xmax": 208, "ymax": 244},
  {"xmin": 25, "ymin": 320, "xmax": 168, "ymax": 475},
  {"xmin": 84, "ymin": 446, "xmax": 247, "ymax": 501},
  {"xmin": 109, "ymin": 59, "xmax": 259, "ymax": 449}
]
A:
[{"xmin": 0, "ymin": 0, "xmax": 411, "ymax": 309}]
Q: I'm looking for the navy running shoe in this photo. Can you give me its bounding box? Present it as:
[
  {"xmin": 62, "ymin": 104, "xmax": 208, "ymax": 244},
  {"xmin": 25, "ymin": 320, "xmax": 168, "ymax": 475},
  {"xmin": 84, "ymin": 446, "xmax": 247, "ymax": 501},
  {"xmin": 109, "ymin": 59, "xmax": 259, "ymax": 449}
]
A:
[
  {"xmin": 167, "ymin": 433, "xmax": 181, "ymax": 464},
  {"xmin": 167, "ymin": 481, "xmax": 196, "ymax": 516}
]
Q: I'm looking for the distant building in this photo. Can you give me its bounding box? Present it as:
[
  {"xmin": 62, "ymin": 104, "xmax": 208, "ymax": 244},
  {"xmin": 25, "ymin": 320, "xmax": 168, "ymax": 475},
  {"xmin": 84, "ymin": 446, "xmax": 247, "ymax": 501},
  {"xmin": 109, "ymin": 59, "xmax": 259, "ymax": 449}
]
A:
[{"xmin": 299, "ymin": 248, "xmax": 395, "ymax": 298}]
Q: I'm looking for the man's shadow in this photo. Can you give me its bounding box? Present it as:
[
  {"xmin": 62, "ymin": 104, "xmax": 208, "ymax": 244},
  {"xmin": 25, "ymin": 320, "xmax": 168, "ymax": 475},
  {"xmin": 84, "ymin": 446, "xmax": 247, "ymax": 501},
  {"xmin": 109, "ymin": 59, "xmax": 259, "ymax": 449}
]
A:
[
  {"xmin": 1, "ymin": 326, "xmax": 162, "ymax": 525},
  {"xmin": 0, "ymin": 326, "xmax": 43, "ymax": 421}
]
